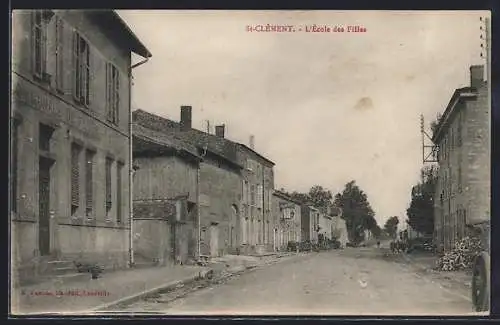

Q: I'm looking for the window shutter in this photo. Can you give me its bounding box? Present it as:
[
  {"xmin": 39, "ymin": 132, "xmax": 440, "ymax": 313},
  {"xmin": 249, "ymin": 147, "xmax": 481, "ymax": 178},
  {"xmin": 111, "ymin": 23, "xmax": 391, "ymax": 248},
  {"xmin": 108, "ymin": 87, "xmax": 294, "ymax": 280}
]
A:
[
  {"xmin": 84, "ymin": 45, "xmax": 91, "ymax": 106},
  {"xmin": 85, "ymin": 150, "xmax": 95, "ymax": 217},
  {"xmin": 105, "ymin": 157, "xmax": 112, "ymax": 212},
  {"xmin": 71, "ymin": 144, "xmax": 80, "ymax": 207},
  {"xmin": 114, "ymin": 68, "xmax": 120, "ymax": 124},
  {"xmin": 72, "ymin": 30, "xmax": 79, "ymax": 100}
]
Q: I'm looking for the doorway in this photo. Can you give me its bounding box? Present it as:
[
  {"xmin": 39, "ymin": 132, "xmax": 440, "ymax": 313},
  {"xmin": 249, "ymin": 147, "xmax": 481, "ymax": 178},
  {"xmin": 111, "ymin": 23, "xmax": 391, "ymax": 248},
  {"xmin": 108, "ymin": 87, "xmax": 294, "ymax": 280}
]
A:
[
  {"xmin": 38, "ymin": 156, "xmax": 53, "ymax": 256},
  {"xmin": 209, "ymin": 224, "xmax": 219, "ymax": 257}
]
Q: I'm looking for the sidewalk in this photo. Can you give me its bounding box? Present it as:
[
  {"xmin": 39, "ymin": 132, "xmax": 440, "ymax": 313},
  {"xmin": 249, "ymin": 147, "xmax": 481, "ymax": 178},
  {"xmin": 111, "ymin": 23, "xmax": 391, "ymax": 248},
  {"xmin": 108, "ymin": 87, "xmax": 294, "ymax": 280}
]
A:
[
  {"xmin": 400, "ymin": 252, "xmax": 472, "ymax": 290},
  {"xmin": 11, "ymin": 251, "xmax": 302, "ymax": 315},
  {"xmin": 11, "ymin": 264, "xmax": 208, "ymax": 315}
]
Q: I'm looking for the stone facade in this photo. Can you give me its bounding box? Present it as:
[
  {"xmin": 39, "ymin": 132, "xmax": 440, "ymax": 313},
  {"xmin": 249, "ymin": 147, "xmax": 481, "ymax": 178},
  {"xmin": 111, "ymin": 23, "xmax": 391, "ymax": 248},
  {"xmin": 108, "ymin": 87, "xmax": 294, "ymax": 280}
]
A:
[
  {"xmin": 132, "ymin": 124, "xmax": 200, "ymax": 265},
  {"xmin": 432, "ymin": 65, "xmax": 490, "ymax": 253},
  {"xmin": 132, "ymin": 108, "xmax": 244, "ymax": 258},
  {"xmin": 301, "ymin": 205, "xmax": 320, "ymax": 244},
  {"xmin": 272, "ymin": 191, "xmax": 302, "ymax": 251},
  {"xmin": 236, "ymin": 142, "xmax": 275, "ymax": 254},
  {"xmin": 10, "ymin": 10, "xmax": 151, "ymax": 284}
]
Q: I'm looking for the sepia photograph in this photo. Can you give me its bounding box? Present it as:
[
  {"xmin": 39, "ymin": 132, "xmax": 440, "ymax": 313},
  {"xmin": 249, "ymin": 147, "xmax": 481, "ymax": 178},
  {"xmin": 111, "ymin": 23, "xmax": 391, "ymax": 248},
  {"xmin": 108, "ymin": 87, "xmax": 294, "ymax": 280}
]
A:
[{"xmin": 9, "ymin": 9, "xmax": 491, "ymax": 316}]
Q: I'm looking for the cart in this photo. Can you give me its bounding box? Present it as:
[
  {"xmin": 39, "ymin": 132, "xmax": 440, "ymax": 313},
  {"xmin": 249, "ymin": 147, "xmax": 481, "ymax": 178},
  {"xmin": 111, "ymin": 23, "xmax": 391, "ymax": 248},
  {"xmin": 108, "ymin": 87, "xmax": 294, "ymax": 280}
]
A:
[{"xmin": 471, "ymin": 221, "xmax": 490, "ymax": 312}]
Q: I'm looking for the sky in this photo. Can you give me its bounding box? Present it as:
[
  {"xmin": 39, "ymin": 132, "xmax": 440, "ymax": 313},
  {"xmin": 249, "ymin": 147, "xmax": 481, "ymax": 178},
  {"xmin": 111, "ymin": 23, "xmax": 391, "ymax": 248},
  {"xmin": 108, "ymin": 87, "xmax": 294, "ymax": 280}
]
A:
[{"xmin": 118, "ymin": 10, "xmax": 488, "ymax": 227}]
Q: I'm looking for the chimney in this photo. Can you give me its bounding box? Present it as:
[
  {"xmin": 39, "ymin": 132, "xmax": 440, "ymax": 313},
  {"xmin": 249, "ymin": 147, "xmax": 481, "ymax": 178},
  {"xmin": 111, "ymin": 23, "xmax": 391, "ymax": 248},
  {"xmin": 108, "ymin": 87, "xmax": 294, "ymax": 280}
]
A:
[
  {"xmin": 249, "ymin": 135, "xmax": 255, "ymax": 150},
  {"xmin": 215, "ymin": 124, "xmax": 225, "ymax": 138},
  {"xmin": 470, "ymin": 65, "xmax": 484, "ymax": 88},
  {"xmin": 180, "ymin": 106, "xmax": 192, "ymax": 131}
]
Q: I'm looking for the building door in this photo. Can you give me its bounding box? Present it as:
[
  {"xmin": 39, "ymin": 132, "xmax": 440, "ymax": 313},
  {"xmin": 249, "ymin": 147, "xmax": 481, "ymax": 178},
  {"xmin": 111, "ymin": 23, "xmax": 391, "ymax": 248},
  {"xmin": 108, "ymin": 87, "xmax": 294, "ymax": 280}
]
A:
[
  {"xmin": 38, "ymin": 156, "xmax": 53, "ymax": 256},
  {"xmin": 209, "ymin": 224, "xmax": 219, "ymax": 257}
]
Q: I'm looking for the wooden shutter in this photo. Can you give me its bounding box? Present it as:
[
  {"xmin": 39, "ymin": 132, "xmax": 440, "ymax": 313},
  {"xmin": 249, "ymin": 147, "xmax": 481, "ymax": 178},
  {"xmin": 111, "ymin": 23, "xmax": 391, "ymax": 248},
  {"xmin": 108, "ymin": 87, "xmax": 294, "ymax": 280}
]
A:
[
  {"xmin": 116, "ymin": 161, "xmax": 123, "ymax": 223},
  {"xmin": 83, "ymin": 43, "xmax": 91, "ymax": 106},
  {"xmin": 55, "ymin": 17, "xmax": 64, "ymax": 91},
  {"xmin": 105, "ymin": 157, "xmax": 112, "ymax": 212},
  {"xmin": 71, "ymin": 144, "xmax": 80, "ymax": 208},
  {"xmin": 85, "ymin": 149, "xmax": 94, "ymax": 217},
  {"xmin": 105, "ymin": 63, "xmax": 112, "ymax": 121},
  {"xmin": 114, "ymin": 67, "xmax": 120, "ymax": 124},
  {"xmin": 72, "ymin": 31, "xmax": 80, "ymax": 101}
]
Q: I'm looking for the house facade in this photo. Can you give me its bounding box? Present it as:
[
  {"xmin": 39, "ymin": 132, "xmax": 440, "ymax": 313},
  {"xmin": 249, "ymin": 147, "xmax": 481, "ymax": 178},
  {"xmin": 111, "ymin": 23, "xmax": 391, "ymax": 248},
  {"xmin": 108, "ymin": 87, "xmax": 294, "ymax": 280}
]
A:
[
  {"xmin": 272, "ymin": 190, "xmax": 302, "ymax": 251},
  {"xmin": 331, "ymin": 216, "xmax": 348, "ymax": 248},
  {"xmin": 318, "ymin": 213, "xmax": 333, "ymax": 240},
  {"xmin": 301, "ymin": 205, "xmax": 320, "ymax": 244},
  {"xmin": 432, "ymin": 65, "xmax": 490, "ymax": 253},
  {"xmin": 132, "ymin": 108, "xmax": 243, "ymax": 258},
  {"xmin": 10, "ymin": 10, "xmax": 151, "ymax": 284},
  {"xmin": 235, "ymin": 139, "xmax": 275, "ymax": 255},
  {"xmin": 132, "ymin": 124, "xmax": 200, "ymax": 266}
]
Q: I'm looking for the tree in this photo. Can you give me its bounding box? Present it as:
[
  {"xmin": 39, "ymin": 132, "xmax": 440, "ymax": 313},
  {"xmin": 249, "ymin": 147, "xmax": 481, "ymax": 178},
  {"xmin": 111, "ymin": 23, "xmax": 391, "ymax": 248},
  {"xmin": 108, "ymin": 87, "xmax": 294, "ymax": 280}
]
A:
[
  {"xmin": 288, "ymin": 191, "xmax": 310, "ymax": 204},
  {"xmin": 406, "ymin": 165, "xmax": 437, "ymax": 235},
  {"xmin": 430, "ymin": 113, "xmax": 442, "ymax": 136},
  {"xmin": 384, "ymin": 216, "xmax": 400, "ymax": 239},
  {"xmin": 308, "ymin": 185, "xmax": 333, "ymax": 212},
  {"xmin": 333, "ymin": 180, "xmax": 377, "ymax": 244}
]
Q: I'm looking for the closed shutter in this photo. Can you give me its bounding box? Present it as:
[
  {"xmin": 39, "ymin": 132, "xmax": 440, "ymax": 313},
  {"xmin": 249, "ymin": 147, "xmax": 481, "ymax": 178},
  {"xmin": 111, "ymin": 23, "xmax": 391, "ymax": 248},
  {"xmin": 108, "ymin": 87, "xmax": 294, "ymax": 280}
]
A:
[
  {"xmin": 72, "ymin": 30, "xmax": 80, "ymax": 101},
  {"xmin": 105, "ymin": 157, "xmax": 112, "ymax": 213},
  {"xmin": 71, "ymin": 143, "xmax": 80, "ymax": 210},
  {"xmin": 116, "ymin": 161, "xmax": 124, "ymax": 223},
  {"xmin": 114, "ymin": 68, "xmax": 120, "ymax": 124},
  {"xmin": 55, "ymin": 17, "xmax": 64, "ymax": 91},
  {"xmin": 85, "ymin": 149, "xmax": 95, "ymax": 217}
]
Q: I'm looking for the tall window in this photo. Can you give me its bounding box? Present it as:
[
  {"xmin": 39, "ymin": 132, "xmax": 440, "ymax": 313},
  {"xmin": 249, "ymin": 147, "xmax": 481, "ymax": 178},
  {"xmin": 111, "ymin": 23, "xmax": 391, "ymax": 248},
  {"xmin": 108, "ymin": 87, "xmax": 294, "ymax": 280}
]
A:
[
  {"xmin": 116, "ymin": 161, "xmax": 124, "ymax": 223},
  {"xmin": 31, "ymin": 10, "xmax": 48, "ymax": 78},
  {"xmin": 106, "ymin": 63, "xmax": 120, "ymax": 125},
  {"xmin": 55, "ymin": 17, "xmax": 64, "ymax": 91},
  {"xmin": 72, "ymin": 31, "xmax": 91, "ymax": 106},
  {"xmin": 71, "ymin": 143, "xmax": 81, "ymax": 215},
  {"xmin": 11, "ymin": 120, "xmax": 20, "ymax": 213},
  {"xmin": 85, "ymin": 149, "xmax": 95, "ymax": 218},
  {"xmin": 105, "ymin": 157, "xmax": 113, "ymax": 214}
]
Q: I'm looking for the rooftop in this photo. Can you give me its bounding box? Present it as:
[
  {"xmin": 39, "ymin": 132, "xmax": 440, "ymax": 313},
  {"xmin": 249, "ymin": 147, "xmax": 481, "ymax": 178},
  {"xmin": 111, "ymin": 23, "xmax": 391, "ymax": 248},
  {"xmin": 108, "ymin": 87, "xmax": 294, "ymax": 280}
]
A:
[
  {"xmin": 133, "ymin": 109, "xmax": 243, "ymax": 169},
  {"xmin": 90, "ymin": 10, "xmax": 152, "ymax": 58}
]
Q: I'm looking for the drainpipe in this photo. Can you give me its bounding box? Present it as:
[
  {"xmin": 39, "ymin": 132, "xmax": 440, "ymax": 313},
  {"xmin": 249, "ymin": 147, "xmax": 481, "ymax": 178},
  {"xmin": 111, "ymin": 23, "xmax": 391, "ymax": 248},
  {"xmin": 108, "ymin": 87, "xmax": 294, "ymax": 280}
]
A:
[{"xmin": 128, "ymin": 57, "xmax": 149, "ymax": 267}]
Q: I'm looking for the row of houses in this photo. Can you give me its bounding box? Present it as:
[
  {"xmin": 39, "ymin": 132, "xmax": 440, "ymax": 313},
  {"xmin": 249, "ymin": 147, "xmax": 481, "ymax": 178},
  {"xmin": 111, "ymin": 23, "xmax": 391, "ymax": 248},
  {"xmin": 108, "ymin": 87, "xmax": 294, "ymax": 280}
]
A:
[
  {"xmin": 131, "ymin": 108, "xmax": 348, "ymax": 265},
  {"xmin": 10, "ymin": 10, "xmax": 348, "ymax": 285}
]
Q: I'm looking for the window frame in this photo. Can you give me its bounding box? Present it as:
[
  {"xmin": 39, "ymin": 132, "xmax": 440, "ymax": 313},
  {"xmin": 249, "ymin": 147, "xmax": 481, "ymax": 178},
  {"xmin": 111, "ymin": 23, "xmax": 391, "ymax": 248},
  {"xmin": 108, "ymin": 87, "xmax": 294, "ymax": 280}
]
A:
[
  {"xmin": 84, "ymin": 149, "xmax": 96, "ymax": 219},
  {"xmin": 31, "ymin": 10, "xmax": 48, "ymax": 79},
  {"xmin": 72, "ymin": 30, "xmax": 91, "ymax": 107}
]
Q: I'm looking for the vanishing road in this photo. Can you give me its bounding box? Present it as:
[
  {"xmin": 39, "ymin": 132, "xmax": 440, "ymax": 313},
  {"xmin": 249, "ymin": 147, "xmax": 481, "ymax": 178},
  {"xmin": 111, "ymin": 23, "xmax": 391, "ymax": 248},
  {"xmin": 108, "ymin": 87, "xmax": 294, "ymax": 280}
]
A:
[{"xmin": 120, "ymin": 247, "xmax": 475, "ymax": 316}]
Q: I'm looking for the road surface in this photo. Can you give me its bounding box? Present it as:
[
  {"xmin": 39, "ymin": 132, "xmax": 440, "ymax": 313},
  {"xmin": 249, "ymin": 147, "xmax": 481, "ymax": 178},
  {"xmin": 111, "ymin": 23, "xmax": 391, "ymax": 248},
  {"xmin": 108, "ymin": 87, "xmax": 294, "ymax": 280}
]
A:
[{"xmin": 119, "ymin": 247, "xmax": 475, "ymax": 316}]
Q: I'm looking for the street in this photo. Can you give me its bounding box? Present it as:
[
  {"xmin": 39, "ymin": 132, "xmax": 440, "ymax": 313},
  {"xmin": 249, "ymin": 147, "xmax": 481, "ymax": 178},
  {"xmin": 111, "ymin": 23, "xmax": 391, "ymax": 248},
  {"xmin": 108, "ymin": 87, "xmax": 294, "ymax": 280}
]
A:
[{"xmin": 118, "ymin": 247, "xmax": 475, "ymax": 316}]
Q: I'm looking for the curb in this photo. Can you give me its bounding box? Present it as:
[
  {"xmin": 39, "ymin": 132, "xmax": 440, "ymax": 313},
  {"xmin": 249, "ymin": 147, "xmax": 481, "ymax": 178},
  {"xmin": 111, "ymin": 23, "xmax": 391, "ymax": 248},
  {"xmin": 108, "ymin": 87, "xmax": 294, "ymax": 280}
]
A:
[{"xmin": 92, "ymin": 270, "xmax": 208, "ymax": 312}]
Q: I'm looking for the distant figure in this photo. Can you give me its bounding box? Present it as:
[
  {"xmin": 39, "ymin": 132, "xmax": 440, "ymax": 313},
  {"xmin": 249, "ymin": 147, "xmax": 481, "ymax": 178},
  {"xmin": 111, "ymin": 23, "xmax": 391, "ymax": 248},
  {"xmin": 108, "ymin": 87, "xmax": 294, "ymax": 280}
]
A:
[
  {"xmin": 390, "ymin": 241, "xmax": 395, "ymax": 254},
  {"xmin": 377, "ymin": 241, "xmax": 380, "ymax": 248}
]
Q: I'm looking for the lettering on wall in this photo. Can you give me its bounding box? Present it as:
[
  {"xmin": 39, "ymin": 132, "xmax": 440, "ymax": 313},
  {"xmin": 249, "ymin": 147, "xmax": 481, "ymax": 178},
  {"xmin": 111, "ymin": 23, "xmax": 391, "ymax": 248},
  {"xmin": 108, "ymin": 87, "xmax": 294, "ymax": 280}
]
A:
[{"xmin": 12, "ymin": 82, "xmax": 60, "ymax": 117}]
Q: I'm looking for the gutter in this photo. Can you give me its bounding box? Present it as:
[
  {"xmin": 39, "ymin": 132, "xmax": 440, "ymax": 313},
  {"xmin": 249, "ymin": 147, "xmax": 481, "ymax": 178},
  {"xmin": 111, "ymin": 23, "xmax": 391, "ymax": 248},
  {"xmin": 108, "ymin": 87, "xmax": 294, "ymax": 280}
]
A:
[
  {"xmin": 198, "ymin": 146, "xmax": 207, "ymax": 259},
  {"xmin": 128, "ymin": 57, "xmax": 149, "ymax": 267}
]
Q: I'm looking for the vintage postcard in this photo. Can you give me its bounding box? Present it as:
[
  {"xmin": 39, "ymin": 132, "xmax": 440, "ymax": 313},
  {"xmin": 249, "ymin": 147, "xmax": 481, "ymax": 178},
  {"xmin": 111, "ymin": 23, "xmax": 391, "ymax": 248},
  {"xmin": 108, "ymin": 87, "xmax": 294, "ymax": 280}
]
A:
[{"xmin": 9, "ymin": 10, "xmax": 491, "ymax": 316}]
